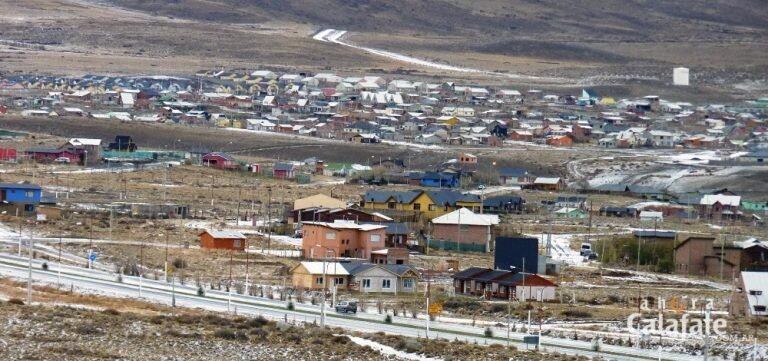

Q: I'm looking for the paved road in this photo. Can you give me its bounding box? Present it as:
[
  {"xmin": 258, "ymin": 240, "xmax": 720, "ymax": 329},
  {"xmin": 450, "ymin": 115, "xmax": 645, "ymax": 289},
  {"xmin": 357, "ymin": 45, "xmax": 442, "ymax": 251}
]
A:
[{"xmin": 0, "ymin": 253, "xmax": 706, "ymax": 361}]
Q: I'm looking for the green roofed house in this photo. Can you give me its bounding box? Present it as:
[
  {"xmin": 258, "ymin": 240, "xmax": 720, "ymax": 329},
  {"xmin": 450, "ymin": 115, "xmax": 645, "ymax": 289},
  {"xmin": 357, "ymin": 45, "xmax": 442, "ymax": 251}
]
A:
[
  {"xmin": 322, "ymin": 162, "xmax": 353, "ymax": 177},
  {"xmin": 554, "ymin": 207, "xmax": 588, "ymax": 219}
]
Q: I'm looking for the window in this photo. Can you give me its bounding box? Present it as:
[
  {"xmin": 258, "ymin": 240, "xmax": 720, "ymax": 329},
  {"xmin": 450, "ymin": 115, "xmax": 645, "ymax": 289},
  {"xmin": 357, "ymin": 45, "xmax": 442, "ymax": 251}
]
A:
[
  {"xmin": 413, "ymin": 203, "xmax": 421, "ymax": 211},
  {"xmin": 382, "ymin": 279, "xmax": 391, "ymax": 289},
  {"xmin": 362, "ymin": 279, "xmax": 371, "ymax": 288},
  {"xmin": 233, "ymin": 240, "xmax": 241, "ymax": 248},
  {"xmin": 403, "ymin": 279, "xmax": 413, "ymax": 288},
  {"xmin": 334, "ymin": 277, "xmax": 344, "ymax": 285},
  {"xmin": 326, "ymin": 232, "xmax": 336, "ymax": 240},
  {"xmin": 428, "ymin": 204, "xmax": 436, "ymax": 211},
  {"xmin": 754, "ymin": 305, "xmax": 766, "ymax": 312},
  {"xmin": 370, "ymin": 234, "xmax": 381, "ymax": 243},
  {"xmin": 25, "ymin": 191, "xmax": 34, "ymax": 198},
  {"xmin": 460, "ymin": 224, "xmax": 469, "ymax": 231},
  {"xmin": 749, "ymin": 290, "xmax": 763, "ymax": 296},
  {"xmin": 388, "ymin": 202, "xmax": 396, "ymax": 209},
  {"xmin": 316, "ymin": 277, "xmax": 324, "ymax": 285},
  {"xmin": 24, "ymin": 204, "xmax": 35, "ymax": 212}
]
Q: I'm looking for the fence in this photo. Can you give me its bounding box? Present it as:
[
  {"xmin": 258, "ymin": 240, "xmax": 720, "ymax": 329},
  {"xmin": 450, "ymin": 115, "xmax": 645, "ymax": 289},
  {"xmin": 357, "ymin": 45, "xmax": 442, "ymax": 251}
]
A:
[{"xmin": 427, "ymin": 239, "xmax": 487, "ymax": 253}]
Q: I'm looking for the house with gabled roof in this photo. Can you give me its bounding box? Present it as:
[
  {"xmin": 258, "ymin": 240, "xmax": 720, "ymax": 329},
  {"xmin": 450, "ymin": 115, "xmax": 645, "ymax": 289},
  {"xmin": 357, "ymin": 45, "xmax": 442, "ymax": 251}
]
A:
[
  {"xmin": 430, "ymin": 208, "xmax": 499, "ymax": 252},
  {"xmin": 452, "ymin": 267, "xmax": 556, "ymax": 301},
  {"xmin": 202, "ymin": 152, "xmax": 240, "ymax": 170}
]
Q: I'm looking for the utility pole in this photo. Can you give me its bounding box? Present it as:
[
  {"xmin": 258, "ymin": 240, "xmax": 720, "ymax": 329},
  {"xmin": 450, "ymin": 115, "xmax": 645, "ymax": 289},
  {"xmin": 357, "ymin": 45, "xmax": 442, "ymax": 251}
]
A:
[
  {"xmin": 237, "ymin": 186, "xmax": 242, "ymax": 224},
  {"xmin": 210, "ymin": 175, "xmax": 215, "ymax": 206},
  {"xmin": 321, "ymin": 252, "xmax": 327, "ymax": 327},
  {"xmin": 139, "ymin": 238, "xmax": 144, "ymax": 297},
  {"xmin": 456, "ymin": 206, "xmax": 462, "ymax": 251},
  {"xmin": 425, "ymin": 276, "xmax": 431, "ymax": 339},
  {"xmin": 17, "ymin": 210, "xmax": 22, "ymax": 257},
  {"xmin": 719, "ymin": 222, "xmax": 725, "ymax": 281},
  {"xmin": 109, "ymin": 207, "xmax": 114, "ymax": 242},
  {"xmin": 58, "ymin": 235, "xmax": 62, "ymax": 288},
  {"xmin": 267, "ymin": 187, "xmax": 273, "ymax": 250},
  {"xmin": 165, "ymin": 232, "xmax": 169, "ymax": 282},
  {"xmin": 506, "ymin": 290, "xmax": 512, "ymax": 347},
  {"xmin": 244, "ymin": 238, "xmax": 249, "ymax": 295},
  {"xmin": 27, "ymin": 231, "xmax": 33, "ymax": 304}
]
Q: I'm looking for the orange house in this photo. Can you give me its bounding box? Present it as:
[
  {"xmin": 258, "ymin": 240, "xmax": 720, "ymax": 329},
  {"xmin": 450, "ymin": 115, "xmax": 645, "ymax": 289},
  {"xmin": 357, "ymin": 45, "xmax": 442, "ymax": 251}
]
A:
[
  {"xmin": 546, "ymin": 135, "xmax": 573, "ymax": 147},
  {"xmin": 199, "ymin": 230, "xmax": 247, "ymax": 251},
  {"xmin": 301, "ymin": 221, "xmax": 387, "ymax": 260}
]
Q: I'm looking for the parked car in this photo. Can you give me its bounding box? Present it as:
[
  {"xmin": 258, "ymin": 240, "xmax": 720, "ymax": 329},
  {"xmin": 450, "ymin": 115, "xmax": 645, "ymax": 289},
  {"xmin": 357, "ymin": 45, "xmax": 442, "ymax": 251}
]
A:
[
  {"xmin": 54, "ymin": 157, "xmax": 70, "ymax": 164},
  {"xmin": 477, "ymin": 184, "xmax": 486, "ymax": 190},
  {"xmin": 334, "ymin": 301, "xmax": 357, "ymax": 314},
  {"xmin": 580, "ymin": 243, "xmax": 592, "ymax": 256}
]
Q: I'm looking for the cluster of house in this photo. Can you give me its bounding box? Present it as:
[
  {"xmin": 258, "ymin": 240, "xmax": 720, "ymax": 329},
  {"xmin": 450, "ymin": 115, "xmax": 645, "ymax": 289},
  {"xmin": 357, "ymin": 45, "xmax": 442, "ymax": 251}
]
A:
[
  {"xmin": 194, "ymin": 192, "xmax": 559, "ymax": 297},
  {"xmin": 2, "ymin": 72, "xmax": 766, "ymax": 152},
  {"xmin": 600, "ymin": 188, "xmax": 768, "ymax": 224}
]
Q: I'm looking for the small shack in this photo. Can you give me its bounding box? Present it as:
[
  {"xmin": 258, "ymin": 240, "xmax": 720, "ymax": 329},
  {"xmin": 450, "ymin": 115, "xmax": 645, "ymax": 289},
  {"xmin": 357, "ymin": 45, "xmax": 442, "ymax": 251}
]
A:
[{"xmin": 199, "ymin": 230, "xmax": 247, "ymax": 251}]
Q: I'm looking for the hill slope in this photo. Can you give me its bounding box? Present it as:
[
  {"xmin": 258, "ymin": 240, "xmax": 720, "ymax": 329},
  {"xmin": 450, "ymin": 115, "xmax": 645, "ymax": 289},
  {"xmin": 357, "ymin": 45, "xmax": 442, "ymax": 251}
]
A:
[{"xmin": 107, "ymin": 0, "xmax": 768, "ymax": 41}]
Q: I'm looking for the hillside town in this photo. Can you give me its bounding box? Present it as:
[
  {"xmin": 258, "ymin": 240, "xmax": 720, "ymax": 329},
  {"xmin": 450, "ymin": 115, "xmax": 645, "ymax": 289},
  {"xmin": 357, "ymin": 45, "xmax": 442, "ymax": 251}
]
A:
[{"xmin": 0, "ymin": 63, "xmax": 767, "ymax": 360}]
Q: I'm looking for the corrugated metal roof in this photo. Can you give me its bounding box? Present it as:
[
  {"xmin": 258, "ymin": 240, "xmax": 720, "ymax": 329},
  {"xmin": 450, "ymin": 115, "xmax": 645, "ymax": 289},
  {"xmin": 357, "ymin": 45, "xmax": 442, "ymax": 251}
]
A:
[
  {"xmin": 203, "ymin": 229, "xmax": 245, "ymax": 239},
  {"xmin": 431, "ymin": 208, "xmax": 499, "ymax": 226},
  {"xmin": 742, "ymin": 271, "xmax": 768, "ymax": 316}
]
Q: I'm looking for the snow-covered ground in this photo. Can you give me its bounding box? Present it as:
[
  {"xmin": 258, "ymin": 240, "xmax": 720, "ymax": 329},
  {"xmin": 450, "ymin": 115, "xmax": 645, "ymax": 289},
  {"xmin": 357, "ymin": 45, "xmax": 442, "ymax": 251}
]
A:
[
  {"xmin": 466, "ymin": 185, "xmax": 521, "ymax": 195},
  {"xmin": 345, "ymin": 336, "xmax": 442, "ymax": 361},
  {"xmin": 525, "ymin": 233, "xmax": 585, "ymax": 265},
  {"xmin": 380, "ymin": 140, "xmax": 444, "ymax": 150}
]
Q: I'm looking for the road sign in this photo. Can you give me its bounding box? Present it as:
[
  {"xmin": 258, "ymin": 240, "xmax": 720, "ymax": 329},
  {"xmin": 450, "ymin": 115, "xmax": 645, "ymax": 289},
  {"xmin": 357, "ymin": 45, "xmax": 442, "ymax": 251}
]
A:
[
  {"xmin": 523, "ymin": 336, "xmax": 539, "ymax": 345},
  {"xmin": 88, "ymin": 251, "xmax": 98, "ymax": 262},
  {"xmin": 428, "ymin": 302, "xmax": 442, "ymax": 316}
]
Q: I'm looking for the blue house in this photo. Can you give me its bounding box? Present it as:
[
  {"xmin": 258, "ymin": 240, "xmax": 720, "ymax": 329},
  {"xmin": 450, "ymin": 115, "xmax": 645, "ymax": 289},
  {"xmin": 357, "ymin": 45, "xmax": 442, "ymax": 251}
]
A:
[
  {"xmin": 419, "ymin": 172, "xmax": 460, "ymax": 188},
  {"xmin": 0, "ymin": 182, "xmax": 42, "ymax": 215}
]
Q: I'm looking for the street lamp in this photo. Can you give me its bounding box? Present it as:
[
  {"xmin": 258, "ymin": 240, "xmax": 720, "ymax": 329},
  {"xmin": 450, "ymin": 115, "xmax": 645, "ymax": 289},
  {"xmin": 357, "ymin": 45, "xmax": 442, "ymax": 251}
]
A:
[{"xmin": 315, "ymin": 245, "xmax": 337, "ymax": 328}]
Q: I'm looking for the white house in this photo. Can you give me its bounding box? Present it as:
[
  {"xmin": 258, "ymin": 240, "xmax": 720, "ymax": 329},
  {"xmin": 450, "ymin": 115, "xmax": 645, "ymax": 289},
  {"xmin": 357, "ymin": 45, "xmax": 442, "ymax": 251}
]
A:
[{"xmin": 349, "ymin": 264, "xmax": 419, "ymax": 294}]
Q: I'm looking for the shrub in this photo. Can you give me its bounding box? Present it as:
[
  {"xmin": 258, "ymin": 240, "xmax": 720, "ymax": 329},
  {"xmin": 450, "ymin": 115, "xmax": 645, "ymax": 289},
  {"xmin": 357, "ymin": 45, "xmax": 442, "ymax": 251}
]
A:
[
  {"xmin": 249, "ymin": 328, "xmax": 268, "ymax": 340},
  {"xmin": 214, "ymin": 328, "xmax": 236, "ymax": 340},
  {"xmin": 214, "ymin": 328, "xmax": 249, "ymax": 341},
  {"xmin": 172, "ymin": 258, "xmax": 188, "ymax": 269},
  {"xmin": 484, "ymin": 327, "xmax": 494, "ymax": 338},
  {"xmin": 384, "ymin": 314, "xmax": 392, "ymax": 324},
  {"xmin": 102, "ymin": 308, "xmax": 120, "ymax": 316},
  {"xmin": 247, "ymin": 316, "xmax": 269, "ymax": 328},
  {"xmin": 489, "ymin": 303, "xmax": 506, "ymax": 313},
  {"xmin": 7, "ymin": 298, "xmax": 24, "ymax": 305},
  {"xmin": 561, "ymin": 310, "xmax": 592, "ymax": 318},
  {"xmin": 287, "ymin": 301, "xmax": 294, "ymax": 311},
  {"xmin": 403, "ymin": 338, "xmax": 422, "ymax": 353},
  {"xmin": 41, "ymin": 262, "xmax": 49, "ymax": 271},
  {"xmin": 197, "ymin": 286, "xmax": 205, "ymax": 297},
  {"xmin": 75, "ymin": 324, "xmax": 103, "ymax": 335},
  {"xmin": 331, "ymin": 335, "xmax": 349, "ymax": 344}
]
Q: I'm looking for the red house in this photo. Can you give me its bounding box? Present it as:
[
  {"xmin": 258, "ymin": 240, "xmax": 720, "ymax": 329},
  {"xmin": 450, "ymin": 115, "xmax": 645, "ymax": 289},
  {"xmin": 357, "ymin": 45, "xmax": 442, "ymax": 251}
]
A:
[
  {"xmin": 199, "ymin": 230, "xmax": 247, "ymax": 251},
  {"xmin": 202, "ymin": 152, "xmax": 240, "ymax": 170},
  {"xmin": 508, "ymin": 129, "xmax": 534, "ymax": 142},
  {"xmin": 273, "ymin": 162, "xmax": 297, "ymax": 179},
  {"xmin": 546, "ymin": 134, "xmax": 574, "ymax": 147},
  {"xmin": 25, "ymin": 147, "xmax": 81, "ymax": 164},
  {"xmin": 0, "ymin": 148, "xmax": 16, "ymax": 162}
]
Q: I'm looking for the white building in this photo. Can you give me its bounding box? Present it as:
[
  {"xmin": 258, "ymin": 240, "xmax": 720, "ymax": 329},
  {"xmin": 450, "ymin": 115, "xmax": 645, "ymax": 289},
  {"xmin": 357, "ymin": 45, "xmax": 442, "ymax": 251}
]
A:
[{"xmin": 673, "ymin": 67, "xmax": 690, "ymax": 86}]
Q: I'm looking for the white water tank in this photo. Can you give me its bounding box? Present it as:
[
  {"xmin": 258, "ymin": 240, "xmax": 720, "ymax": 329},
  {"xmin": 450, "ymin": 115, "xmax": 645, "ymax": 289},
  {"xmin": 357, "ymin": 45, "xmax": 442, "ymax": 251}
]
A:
[{"xmin": 673, "ymin": 67, "xmax": 690, "ymax": 86}]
